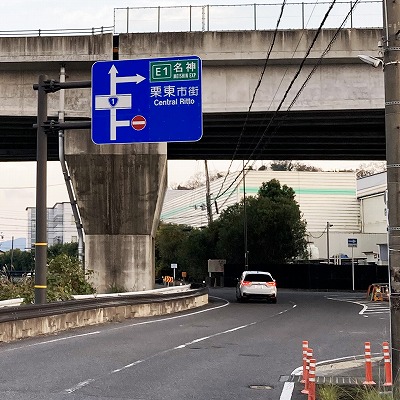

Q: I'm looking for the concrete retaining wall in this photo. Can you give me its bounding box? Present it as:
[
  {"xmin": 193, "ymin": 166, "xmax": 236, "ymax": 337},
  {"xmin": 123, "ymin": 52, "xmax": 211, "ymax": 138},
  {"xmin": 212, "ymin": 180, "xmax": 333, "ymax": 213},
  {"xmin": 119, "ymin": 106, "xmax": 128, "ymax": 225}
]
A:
[{"xmin": 0, "ymin": 292, "xmax": 208, "ymax": 343}]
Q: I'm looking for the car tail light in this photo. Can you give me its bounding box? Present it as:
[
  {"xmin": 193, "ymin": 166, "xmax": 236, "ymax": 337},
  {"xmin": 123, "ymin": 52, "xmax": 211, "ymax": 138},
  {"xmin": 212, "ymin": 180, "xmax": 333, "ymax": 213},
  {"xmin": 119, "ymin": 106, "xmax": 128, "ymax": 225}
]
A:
[
  {"xmin": 241, "ymin": 280, "xmax": 252, "ymax": 286},
  {"xmin": 266, "ymin": 281, "xmax": 276, "ymax": 287}
]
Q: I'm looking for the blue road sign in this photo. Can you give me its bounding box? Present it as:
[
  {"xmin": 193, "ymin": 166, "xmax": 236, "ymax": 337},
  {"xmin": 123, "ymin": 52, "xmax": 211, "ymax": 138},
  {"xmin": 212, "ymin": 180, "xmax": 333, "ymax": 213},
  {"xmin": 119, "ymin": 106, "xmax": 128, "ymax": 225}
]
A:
[
  {"xmin": 348, "ymin": 238, "xmax": 357, "ymax": 247},
  {"xmin": 91, "ymin": 56, "xmax": 202, "ymax": 144}
]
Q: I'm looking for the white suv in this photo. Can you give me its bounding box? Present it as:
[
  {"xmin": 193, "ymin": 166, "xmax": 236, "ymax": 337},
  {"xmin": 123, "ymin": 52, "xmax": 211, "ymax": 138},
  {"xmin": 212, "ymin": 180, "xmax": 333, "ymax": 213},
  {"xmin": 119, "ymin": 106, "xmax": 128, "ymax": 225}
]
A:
[{"xmin": 236, "ymin": 271, "xmax": 277, "ymax": 303}]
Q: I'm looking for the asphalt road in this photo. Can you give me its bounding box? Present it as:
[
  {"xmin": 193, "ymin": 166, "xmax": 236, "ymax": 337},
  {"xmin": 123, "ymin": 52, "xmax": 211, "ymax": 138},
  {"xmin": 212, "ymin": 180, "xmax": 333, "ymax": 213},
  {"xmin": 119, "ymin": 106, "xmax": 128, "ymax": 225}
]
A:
[{"xmin": 0, "ymin": 289, "xmax": 389, "ymax": 400}]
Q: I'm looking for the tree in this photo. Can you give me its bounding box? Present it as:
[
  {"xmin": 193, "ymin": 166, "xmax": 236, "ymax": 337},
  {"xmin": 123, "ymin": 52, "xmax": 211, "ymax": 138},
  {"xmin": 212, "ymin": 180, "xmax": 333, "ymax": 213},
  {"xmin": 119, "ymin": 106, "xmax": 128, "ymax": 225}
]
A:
[
  {"xmin": 270, "ymin": 160, "xmax": 321, "ymax": 172},
  {"xmin": 356, "ymin": 161, "xmax": 386, "ymax": 179},
  {"xmin": 170, "ymin": 170, "xmax": 224, "ymax": 190},
  {"xmin": 155, "ymin": 223, "xmax": 216, "ymax": 281},
  {"xmin": 213, "ymin": 179, "xmax": 307, "ymax": 265},
  {"xmin": 47, "ymin": 242, "xmax": 78, "ymax": 259},
  {"xmin": 270, "ymin": 160, "xmax": 294, "ymax": 171},
  {"xmin": 0, "ymin": 242, "xmax": 79, "ymax": 276},
  {"xmin": 0, "ymin": 249, "xmax": 34, "ymax": 272},
  {"xmin": 292, "ymin": 162, "xmax": 321, "ymax": 172}
]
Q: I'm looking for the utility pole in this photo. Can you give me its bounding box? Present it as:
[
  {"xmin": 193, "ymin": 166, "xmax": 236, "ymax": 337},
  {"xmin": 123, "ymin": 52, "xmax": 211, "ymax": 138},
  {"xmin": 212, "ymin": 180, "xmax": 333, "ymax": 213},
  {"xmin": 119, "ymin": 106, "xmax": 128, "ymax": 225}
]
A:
[
  {"xmin": 383, "ymin": 0, "xmax": 400, "ymax": 382},
  {"xmin": 204, "ymin": 160, "xmax": 213, "ymax": 225},
  {"xmin": 243, "ymin": 160, "xmax": 249, "ymax": 270}
]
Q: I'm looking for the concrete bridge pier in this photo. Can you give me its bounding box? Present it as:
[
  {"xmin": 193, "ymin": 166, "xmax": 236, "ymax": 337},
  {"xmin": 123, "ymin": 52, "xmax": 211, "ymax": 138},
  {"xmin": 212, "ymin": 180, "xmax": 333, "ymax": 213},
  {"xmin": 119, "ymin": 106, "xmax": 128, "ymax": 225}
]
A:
[{"xmin": 65, "ymin": 130, "xmax": 167, "ymax": 293}]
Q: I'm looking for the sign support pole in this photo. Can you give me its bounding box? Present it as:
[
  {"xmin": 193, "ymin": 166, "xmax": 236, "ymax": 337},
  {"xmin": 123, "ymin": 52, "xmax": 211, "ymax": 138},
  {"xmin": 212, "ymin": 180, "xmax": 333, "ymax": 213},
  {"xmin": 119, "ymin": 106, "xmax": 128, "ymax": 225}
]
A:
[
  {"xmin": 34, "ymin": 75, "xmax": 48, "ymax": 305},
  {"xmin": 351, "ymin": 246, "xmax": 355, "ymax": 291},
  {"xmin": 33, "ymin": 78, "xmax": 91, "ymax": 304}
]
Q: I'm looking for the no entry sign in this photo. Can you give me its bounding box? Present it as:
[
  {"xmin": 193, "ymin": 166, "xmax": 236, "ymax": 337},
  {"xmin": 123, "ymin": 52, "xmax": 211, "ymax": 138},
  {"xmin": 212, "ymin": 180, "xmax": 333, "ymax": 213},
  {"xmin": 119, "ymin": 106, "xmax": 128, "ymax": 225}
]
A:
[{"xmin": 131, "ymin": 115, "xmax": 146, "ymax": 131}]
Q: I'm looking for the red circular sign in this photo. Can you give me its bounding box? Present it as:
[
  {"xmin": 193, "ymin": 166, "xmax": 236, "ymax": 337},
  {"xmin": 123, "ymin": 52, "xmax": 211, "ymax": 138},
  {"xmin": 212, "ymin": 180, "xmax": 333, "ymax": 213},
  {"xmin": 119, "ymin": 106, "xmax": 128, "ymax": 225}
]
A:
[{"xmin": 131, "ymin": 115, "xmax": 146, "ymax": 131}]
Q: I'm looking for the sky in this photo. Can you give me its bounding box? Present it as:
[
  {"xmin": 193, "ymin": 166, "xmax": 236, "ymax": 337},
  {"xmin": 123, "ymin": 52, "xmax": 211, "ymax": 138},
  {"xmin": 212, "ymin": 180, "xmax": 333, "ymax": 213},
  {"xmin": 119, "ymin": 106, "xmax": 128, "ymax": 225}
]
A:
[{"xmin": 0, "ymin": 0, "xmax": 382, "ymax": 242}]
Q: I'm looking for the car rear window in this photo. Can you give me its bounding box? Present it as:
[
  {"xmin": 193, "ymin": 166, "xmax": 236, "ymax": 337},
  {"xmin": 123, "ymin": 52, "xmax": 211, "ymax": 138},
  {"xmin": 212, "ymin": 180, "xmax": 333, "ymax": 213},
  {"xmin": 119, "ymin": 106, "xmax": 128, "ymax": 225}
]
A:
[{"xmin": 244, "ymin": 274, "xmax": 273, "ymax": 282}]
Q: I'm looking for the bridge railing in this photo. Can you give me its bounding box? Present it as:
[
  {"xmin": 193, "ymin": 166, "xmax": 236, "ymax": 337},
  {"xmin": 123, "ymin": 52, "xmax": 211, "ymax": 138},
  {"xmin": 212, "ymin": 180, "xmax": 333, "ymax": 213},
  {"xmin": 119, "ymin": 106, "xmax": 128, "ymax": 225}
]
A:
[
  {"xmin": 0, "ymin": 26, "xmax": 114, "ymax": 37},
  {"xmin": 114, "ymin": 1, "xmax": 382, "ymax": 34}
]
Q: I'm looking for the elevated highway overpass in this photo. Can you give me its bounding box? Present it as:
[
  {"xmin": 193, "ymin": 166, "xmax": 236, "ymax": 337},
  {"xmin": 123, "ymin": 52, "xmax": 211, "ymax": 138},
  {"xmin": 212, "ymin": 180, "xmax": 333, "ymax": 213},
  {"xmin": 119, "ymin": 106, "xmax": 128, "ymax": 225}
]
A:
[
  {"xmin": 0, "ymin": 28, "xmax": 384, "ymax": 161},
  {"xmin": 0, "ymin": 29, "xmax": 385, "ymax": 293}
]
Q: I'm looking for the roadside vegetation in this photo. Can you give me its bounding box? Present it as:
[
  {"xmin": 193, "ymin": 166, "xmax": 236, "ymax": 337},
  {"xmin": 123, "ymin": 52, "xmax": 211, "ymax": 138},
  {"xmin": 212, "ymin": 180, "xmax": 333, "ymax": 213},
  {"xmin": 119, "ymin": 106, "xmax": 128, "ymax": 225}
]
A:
[
  {"xmin": 0, "ymin": 243, "xmax": 95, "ymax": 303},
  {"xmin": 317, "ymin": 384, "xmax": 395, "ymax": 399},
  {"xmin": 0, "ymin": 179, "xmax": 308, "ymax": 295},
  {"xmin": 156, "ymin": 179, "xmax": 308, "ymax": 280}
]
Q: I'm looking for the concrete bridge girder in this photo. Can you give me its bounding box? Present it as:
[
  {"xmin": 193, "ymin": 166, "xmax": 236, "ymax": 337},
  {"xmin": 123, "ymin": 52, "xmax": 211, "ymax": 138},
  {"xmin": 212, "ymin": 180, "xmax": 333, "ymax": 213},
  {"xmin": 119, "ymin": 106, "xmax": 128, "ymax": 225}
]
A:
[{"xmin": 0, "ymin": 29, "xmax": 384, "ymax": 118}]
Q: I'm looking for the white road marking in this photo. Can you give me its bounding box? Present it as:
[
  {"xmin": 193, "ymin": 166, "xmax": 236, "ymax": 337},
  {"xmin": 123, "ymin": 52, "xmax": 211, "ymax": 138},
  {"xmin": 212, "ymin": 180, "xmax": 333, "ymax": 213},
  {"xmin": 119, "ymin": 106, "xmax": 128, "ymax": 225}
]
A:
[
  {"xmin": 279, "ymin": 382, "xmax": 295, "ymax": 399},
  {"xmin": 0, "ymin": 294, "xmax": 300, "ymax": 396},
  {"xmin": 279, "ymin": 366, "xmax": 302, "ymax": 400},
  {"xmin": 106, "ymin": 295, "xmax": 231, "ymax": 332},
  {"xmin": 64, "ymin": 299, "xmax": 297, "ymax": 394},
  {"xmin": 326, "ymin": 295, "xmax": 389, "ymax": 316},
  {"xmin": 65, "ymin": 379, "xmax": 95, "ymax": 393},
  {"xmin": 2, "ymin": 331, "xmax": 101, "ymax": 353},
  {"xmin": 173, "ymin": 322, "xmax": 257, "ymax": 350}
]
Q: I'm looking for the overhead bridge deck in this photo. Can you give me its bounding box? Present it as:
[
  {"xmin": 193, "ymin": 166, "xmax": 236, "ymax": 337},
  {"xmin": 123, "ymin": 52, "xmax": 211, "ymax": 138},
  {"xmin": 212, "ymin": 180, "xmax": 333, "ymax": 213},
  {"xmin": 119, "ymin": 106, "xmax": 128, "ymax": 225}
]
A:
[{"xmin": 0, "ymin": 108, "xmax": 385, "ymax": 161}]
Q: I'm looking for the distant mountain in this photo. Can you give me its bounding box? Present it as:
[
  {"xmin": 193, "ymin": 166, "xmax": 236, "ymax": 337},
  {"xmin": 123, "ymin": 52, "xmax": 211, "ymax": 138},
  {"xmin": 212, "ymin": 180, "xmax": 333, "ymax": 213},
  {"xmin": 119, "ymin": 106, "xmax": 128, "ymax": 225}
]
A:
[{"xmin": 0, "ymin": 238, "xmax": 27, "ymax": 252}]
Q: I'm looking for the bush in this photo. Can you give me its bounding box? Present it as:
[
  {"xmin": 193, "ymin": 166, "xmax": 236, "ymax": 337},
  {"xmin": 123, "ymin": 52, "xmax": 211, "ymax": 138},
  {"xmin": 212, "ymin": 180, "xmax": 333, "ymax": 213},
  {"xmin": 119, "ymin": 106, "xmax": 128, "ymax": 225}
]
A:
[{"xmin": 0, "ymin": 254, "xmax": 95, "ymax": 303}]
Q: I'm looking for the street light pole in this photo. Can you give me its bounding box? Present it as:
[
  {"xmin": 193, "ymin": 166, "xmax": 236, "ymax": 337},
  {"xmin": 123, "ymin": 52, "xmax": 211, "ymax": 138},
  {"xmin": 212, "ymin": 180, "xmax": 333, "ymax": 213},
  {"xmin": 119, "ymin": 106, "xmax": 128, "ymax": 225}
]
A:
[{"xmin": 383, "ymin": 0, "xmax": 400, "ymax": 381}]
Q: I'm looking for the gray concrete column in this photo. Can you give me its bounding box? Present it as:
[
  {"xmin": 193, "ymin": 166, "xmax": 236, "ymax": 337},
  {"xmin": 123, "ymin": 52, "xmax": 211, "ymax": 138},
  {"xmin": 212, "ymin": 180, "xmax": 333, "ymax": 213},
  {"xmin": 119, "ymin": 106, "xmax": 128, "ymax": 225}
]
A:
[{"xmin": 64, "ymin": 129, "xmax": 167, "ymax": 293}]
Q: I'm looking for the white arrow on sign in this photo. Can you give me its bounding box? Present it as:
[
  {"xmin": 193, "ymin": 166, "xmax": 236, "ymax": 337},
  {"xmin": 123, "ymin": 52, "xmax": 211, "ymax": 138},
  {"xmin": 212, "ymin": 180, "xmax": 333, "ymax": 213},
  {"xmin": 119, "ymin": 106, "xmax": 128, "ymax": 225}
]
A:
[
  {"xmin": 108, "ymin": 65, "xmax": 146, "ymax": 96},
  {"xmin": 103, "ymin": 65, "xmax": 146, "ymax": 141}
]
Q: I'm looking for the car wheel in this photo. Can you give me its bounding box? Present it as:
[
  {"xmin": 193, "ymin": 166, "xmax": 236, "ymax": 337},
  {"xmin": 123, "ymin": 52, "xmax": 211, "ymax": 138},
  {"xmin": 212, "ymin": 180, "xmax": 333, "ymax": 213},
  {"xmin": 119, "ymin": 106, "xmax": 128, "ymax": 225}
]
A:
[{"xmin": 270, "ymin": 297, "xmax": 277, "ymax": 304}]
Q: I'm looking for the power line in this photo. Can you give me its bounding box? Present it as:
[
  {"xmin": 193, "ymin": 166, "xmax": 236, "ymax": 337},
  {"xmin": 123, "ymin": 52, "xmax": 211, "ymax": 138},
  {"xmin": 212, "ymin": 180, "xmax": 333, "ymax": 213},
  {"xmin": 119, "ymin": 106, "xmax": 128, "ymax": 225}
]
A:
[
  {"xmin": 253, "ymin": 0, "xmax": 361, "ymax": 159},
  {"xmin": 0, "ymin": 183, "xmax": 65, "ymax": 190},
  {"xmin": 214, "ymin": 0, "xmax": 288, "ymax": 200},
  {"xmin": 213, "ymin": 0, "xmax": 341, "ymax": 204}
]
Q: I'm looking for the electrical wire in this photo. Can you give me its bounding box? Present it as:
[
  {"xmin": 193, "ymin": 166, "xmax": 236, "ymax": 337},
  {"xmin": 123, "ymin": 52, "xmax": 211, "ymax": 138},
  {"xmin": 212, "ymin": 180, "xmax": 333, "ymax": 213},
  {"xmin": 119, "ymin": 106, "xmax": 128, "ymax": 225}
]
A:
[
  {"xmin": 242, "ymin": 0, "xmax": 321, "ymax": 158},
  {"xmin": 253, "ymin": 0, "xmax": 362, "ymax": 159},
  {"xmin": 0, "ymin": 183, "xmax": 65, "ymax": 189},
  {"xmin": 214, "ymin": 0, "xmax": 344, "ymax": 205},
  {"xmin": 214, "ymin": 0, "xmax": 288, "ymax": 201}
]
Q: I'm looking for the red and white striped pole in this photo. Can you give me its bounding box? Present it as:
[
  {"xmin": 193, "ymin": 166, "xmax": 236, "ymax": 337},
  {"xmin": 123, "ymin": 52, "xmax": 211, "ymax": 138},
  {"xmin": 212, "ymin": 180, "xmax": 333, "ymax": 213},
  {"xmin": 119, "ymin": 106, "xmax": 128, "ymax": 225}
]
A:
[
  {"xmin": 301, "ymin": 348, "xmax": 313, "ymax": 394},
  {"xmin": 308, "ymin": 358, "xmax": 316, "ymax": 400},
  {"xmin": 301, "ymin": 341, "xmax": 309, "ymax": 383},
  {"xmin": 383, "ymin": 341, "xmax": 392, "ymax": 386},
  {"xmin": 363, "ymin": 341, "xmax": 376, "ymax": 385}
]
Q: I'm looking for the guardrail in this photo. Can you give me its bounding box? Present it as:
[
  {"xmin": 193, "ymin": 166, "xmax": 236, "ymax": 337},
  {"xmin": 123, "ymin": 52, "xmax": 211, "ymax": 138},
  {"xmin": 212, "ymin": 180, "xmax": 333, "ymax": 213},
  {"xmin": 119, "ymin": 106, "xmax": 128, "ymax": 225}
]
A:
[
  {"xmin": 114, "ymin": 1, "xmax": 382, "ymax": 33},
  {"xmin": 0, "ymin": 26, "xmax": 113, "ymax": 37},
  {"xmin": 0, "ymin": 286, "xmax": 208, "ymax": 342},
  {"xmin": 0, "ymin": 284, "xmax": 194, "ymax": 308}
]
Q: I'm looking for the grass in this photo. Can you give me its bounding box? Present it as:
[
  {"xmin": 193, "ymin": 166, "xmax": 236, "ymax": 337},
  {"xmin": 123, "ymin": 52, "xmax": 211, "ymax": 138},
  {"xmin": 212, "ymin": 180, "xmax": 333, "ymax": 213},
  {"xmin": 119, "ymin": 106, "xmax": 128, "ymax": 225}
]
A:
[
  {"xmin": 317, "ymin": 385, "xmax": 395, "ymax": 400},
  {"xmin": 318, "ymin": 384, "xmax": 346, "ymax": 400}
]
